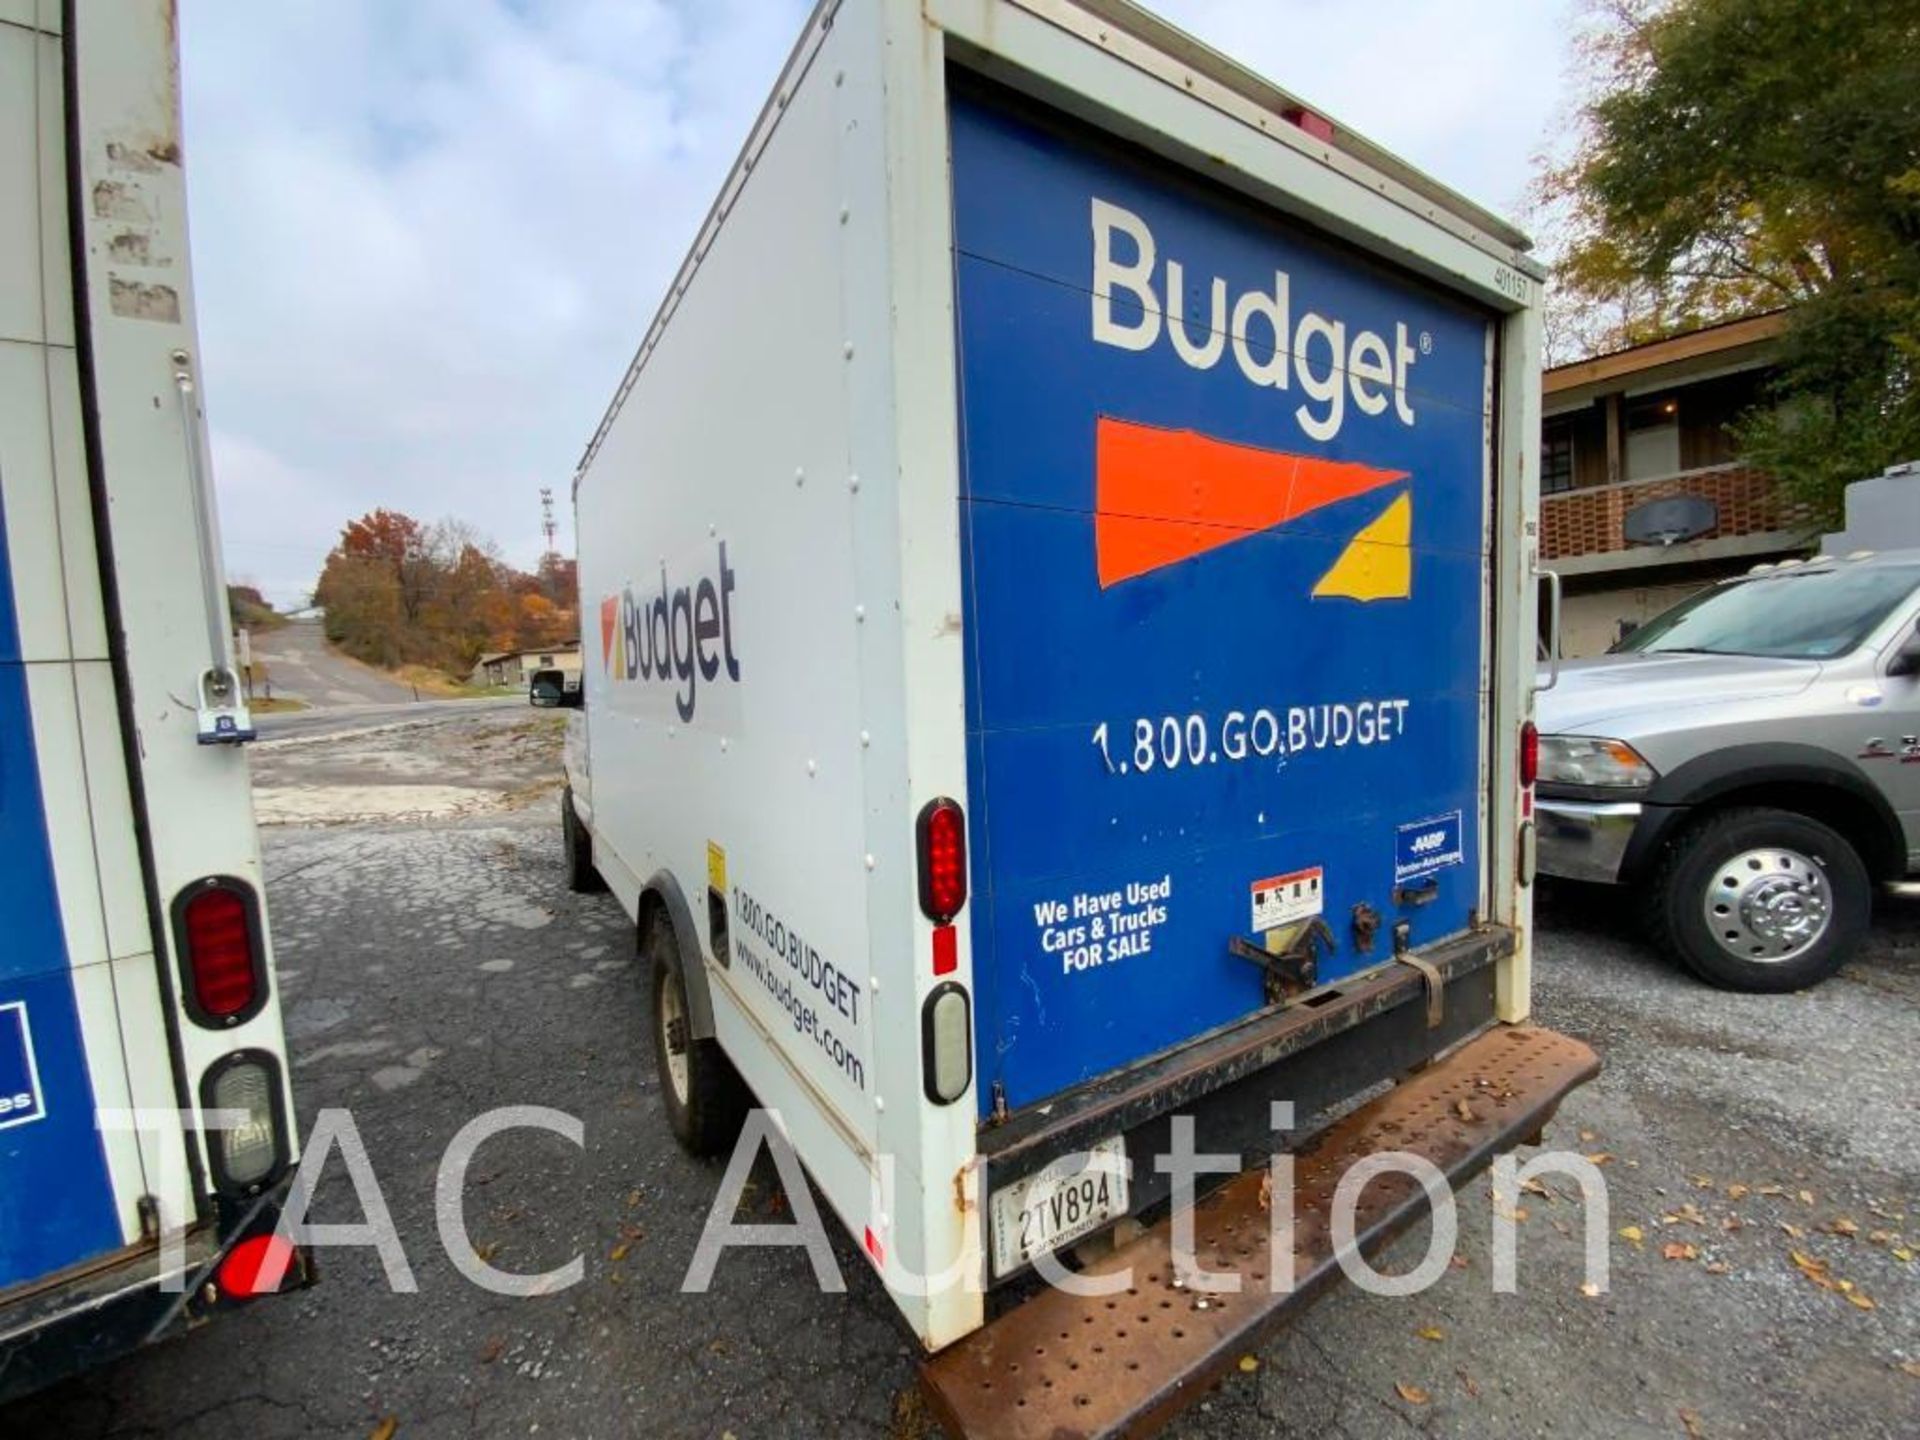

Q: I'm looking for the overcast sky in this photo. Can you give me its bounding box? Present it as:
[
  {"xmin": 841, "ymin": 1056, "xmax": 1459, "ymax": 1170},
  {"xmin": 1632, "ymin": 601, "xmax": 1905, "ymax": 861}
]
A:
[{"xmin": 180, "ymin": 0, "xmax": 1579, "ymax": 608}]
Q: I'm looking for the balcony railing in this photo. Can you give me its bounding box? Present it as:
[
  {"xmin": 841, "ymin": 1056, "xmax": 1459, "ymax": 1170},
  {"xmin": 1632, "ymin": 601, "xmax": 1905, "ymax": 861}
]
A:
[{"xmin": 1540, "ymin": 462, "xmax": 1816, "ymax": 563}]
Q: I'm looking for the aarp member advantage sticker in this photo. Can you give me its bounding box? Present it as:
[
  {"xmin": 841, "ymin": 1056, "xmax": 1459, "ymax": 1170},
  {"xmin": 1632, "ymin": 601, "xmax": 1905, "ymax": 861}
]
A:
[{"xmin": 1395, "ymin": 811, "xmax": 1464, "ymax": 883}]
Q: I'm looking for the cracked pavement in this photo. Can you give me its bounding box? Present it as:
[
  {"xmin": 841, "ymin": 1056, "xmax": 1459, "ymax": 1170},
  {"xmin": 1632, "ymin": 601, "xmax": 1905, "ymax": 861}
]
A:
[{"xmin": 4, "ymin": 711, "xmax": 1916, "ymax": 1438}]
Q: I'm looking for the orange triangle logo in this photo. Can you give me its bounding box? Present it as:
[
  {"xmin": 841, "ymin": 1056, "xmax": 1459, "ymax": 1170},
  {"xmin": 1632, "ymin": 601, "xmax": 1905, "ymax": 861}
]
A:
[
  {"xmin": 600, "ymin": 595, "xmax": 618, "ymax": 672},
  {"xmin": 1094, "ymin": 417, "xmax": 1408, "ymax": 587}
]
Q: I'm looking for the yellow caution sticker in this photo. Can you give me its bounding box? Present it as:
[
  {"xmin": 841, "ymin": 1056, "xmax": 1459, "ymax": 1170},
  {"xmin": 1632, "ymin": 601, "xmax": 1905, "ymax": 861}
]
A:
[{"xmin": 707, "ymin": 841, "xmax": 727, "ymax": 893}]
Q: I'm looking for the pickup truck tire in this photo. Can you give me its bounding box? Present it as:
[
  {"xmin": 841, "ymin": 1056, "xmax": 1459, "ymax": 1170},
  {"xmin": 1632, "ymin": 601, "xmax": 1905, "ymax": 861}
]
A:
[
  {"xmin": 561, "ymin": 787, "xmax": 607, "ymax": 894},
  {"xmin": 645, "ymin": 910, "xmax": 749, "ymax": 1155},
  {"xmin": 1648, "ymin": 806, "xmax": 1870, "ymax": 992}
]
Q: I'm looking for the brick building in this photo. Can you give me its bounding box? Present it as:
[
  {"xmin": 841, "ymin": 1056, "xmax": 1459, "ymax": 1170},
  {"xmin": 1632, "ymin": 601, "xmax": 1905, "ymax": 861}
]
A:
[{"xmin": 1540, "ymin": 311, "xmax": 1819, "ymax": 656}]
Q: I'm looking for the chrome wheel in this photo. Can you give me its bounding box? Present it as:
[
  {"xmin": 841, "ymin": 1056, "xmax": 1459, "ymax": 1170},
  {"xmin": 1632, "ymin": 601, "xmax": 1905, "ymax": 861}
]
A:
[
  {"xmin": 659, "ymin": 972, "xmax": 690, "ymax": 1105},
  {"xmin": 1703, "ymin": 846, "xmax": 1833, "ymax": 963}
]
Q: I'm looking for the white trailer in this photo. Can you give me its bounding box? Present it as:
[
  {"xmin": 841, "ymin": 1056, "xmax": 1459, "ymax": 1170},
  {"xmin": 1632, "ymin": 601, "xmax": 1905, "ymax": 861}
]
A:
[
  {"xmin": 566, "ymin": 1, "xmax": 1595, "ymax": 1429},
  {"xmin": 0, "ymin": 0, "xmax": 306, "ymax": 1399}
]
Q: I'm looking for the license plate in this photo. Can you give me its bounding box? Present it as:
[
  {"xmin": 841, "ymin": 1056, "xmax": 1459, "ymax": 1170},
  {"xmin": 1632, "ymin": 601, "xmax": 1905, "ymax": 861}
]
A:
[{"xmin": 989, "ymin": 1135, "xmax": 1129, "ymax": 1279}]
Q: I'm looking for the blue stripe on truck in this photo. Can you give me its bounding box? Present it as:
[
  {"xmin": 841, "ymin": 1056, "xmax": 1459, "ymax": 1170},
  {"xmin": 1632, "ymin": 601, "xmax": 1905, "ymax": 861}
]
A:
[
  {"xmin": 950, "ymin": 88, "xmax": 1494, "ymax": 1115},
  {"xmin": 0, "ymin": 507, "xmax": 123, "ymax": 1291}
]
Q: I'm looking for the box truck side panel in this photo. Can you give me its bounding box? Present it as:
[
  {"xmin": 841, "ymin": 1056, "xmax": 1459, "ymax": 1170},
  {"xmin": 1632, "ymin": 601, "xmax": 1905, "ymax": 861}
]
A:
[
  {"xmin": 950, "ymin": 87, "xmax": 1496, "ymax": 1114},
  {"xmin": 574, "ymin": 4, "xmax": 890, "ymax": 1250}
]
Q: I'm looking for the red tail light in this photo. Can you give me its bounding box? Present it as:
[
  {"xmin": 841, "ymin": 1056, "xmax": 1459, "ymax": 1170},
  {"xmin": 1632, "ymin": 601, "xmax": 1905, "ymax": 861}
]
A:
[
  {"xmin": 917, "ymin": 798, "xmax": 967, "ymax": 924},
  {"xmin": 1520, "ymin": 721, "xmax": 1539, "ymax": 788},
  {"xmin": 176, "ymin": 879, "xmax": 264, "ymax": 1025},
  {"xmin": 217, "ymin": 1233, "xmax": 296, "ymax": 1298}
]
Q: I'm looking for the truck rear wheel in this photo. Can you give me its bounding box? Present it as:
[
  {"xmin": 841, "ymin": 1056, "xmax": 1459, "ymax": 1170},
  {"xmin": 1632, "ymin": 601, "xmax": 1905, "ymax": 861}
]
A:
[
  {"xmin": 561, "ymin": 787, "xmax": 607, "ymax": 894},
  {"xmin": 1648, "ymin": 806, "xmax": 1869, "ymax": 992},
  {"xmin": 645, "ymin": 910, "xmax": 748, "ymax": 1155}
]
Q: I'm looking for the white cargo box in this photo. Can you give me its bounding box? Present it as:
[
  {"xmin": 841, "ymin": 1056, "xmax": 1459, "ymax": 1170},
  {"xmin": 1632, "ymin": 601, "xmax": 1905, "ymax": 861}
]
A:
[{"xmin": 569, "ymin": 0, "xmax": 1547, "ymax": 1355}]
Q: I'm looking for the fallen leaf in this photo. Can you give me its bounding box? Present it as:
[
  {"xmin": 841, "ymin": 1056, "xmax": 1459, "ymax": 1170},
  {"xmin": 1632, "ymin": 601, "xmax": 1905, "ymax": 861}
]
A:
[
  {"xmin": 370, "ymin": 1422, "xmax": 397, "ymax": 1440},
  {"xmin": 1867, "ymin": 1229, "xmax": 1895, "ymax": 1246},
  {"xmin": 1619, "ymin": 1225, "xmax": 1645, "ymax": 1246},
  {"xmin": 1417, "ymin": 1326, "xmax": 1445, "ymax": 1342},
  {"xmin": 1578, "ymin": 1129, "xmax": 1596, "ymax": 1143},
  {"xmin": 1723, "ymin": 1183, "xmax": 1750, "ymax": 1201},
  {"xmin": 626, "ymin": 1189, "xmax": 642, "ymax": 1209},
  {"xmin": 1449, "ymin": 1253, "xmax": 1470, "ymax": 1270},
  {"xmin": 1828, "ymin": 1218, "xmax": 1860, "ymax": 1237},
  {"xmin": 1894, "ymin": 1246, "xmax": 1915, "ymax": 1263},
  {"xmin": 1690, "ymin": 1175, "xmax": 1714, "ymax": 1190},
  {"xmin": 477, "ymin": 1336, "xmax": 505, "ymax": 1365},
  {"xmin": 1454, "ymin": 1099, "xmax": 1476, "ymax": 1122},
  {"xmin": 1679, "ymin": 1407, "xmax": 1705, "ymax": 1440},
  {"xmin": 1703, "ymin": 1261, "xmax": 1731, "ymax": 1276},
  {"xmin": 473, "ymin": 1242, "xmax": 500, "ymax": 1264},
  {"xmin": 1798, "ymin": 1189, "xmax": 1816, "ymax": 1205},
  {"xmin": 1722, "ymin": 1216, "xmax": 1745, "ymax": 1233},
  {"xmin": 1847, "ymin": 1290, "xmax": 1876, "ymax": 1311},
  {"xmin": 1520, "ymin": 1177, "xmax": 1552, "ymax": 1198},
  {"xmin": 1237, "ymin": 1355, "xmax": 1259, "ymax": 1374},
  {"xmin": 1584, "ymin": 1152, "xmax": 1614, "ymax": 1167},
  {"xmin": 1662, "ymin": 1203, "xmax": 1706, "ymax": 1227},
  {"xmin": 1258, "ymin": 1172, "xmax": 1274, "ymax": 1212},
  {"xmin": 1899, "ymin": 1359, "xmax": 1920, "ymax": 1379},
  {"xmin": 1395, "ymin": 1383, "xmax": 1431, "ymax": 1406},
  {"xmin": 1457, "ymin": 1368, "xmax": 1481, "ymax": 1397},
  {"xmin": 1662, "ymin": 1242, "xmax": 1699, "ymax": 1262},
  {"xmin": 1779, "ymin": 1223, "xmax": 1806, "ymax": 1240},
  {"xmin": 1758, "ymin": 1184, "xmax": 1786, "ymax": 1197},
  {"xmin": 1579, "ymin": 1281, "xmax": 1602, "ymax": 1298},
  {"xmin": 609, "ymin": 1242, "xmax": 631, "ymax": 1263}
]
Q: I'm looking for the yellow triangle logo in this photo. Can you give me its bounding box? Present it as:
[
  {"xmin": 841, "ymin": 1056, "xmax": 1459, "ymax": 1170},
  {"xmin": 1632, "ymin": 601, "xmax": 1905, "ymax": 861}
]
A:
[{"xmin": 1311, "ymin": 492, "xmax": 1412, "ymax": 601}]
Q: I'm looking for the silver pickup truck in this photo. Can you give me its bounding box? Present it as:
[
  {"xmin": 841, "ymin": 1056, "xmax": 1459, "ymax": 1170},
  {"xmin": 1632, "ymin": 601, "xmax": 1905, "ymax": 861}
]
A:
[{"xmin": 1537, "ymin": 549, "xmax": 1920, "ymax": 991}]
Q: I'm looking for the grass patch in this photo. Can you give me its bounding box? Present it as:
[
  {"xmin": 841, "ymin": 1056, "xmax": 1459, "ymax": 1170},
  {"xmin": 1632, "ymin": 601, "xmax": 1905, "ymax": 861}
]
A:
[{"xmin": 250, "ymin": 696, "xmax": 308, "ymax": 714}]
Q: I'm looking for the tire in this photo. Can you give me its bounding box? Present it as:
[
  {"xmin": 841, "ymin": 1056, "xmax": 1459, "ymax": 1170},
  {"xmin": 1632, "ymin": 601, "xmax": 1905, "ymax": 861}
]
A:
[
  {"xmin": 561, "ymin": 786, "xmax": 607, "ymax": 894},
  {"xmin": 644, "ymin": 908, "xmax": 749, "ymax": 1155},
  {"xmin": 1646, "ymin": 806, "xmax": 1870, "ymax": 992}
]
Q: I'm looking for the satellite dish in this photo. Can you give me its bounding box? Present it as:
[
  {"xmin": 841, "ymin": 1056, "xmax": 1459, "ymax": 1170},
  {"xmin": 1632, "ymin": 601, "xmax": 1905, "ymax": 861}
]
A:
[{"xmin": 1623, "ymin": 494, "xmax": 1718, "ymax": 547}]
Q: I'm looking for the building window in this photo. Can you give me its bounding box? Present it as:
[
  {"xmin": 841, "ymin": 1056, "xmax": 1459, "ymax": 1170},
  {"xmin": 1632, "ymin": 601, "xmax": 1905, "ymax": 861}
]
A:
[
  {"xmin": 1624, "ymin": 394, "xmax": 1681, "ymax": 480},
  {"xmin": 1542, "ymin": 422, "xmax": 1575, "ymax": 494}
]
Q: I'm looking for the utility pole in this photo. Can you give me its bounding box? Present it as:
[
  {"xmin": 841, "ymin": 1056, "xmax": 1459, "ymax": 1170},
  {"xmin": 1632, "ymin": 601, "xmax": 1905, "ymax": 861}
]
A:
[{"xmin": 540, "ymin": 487, "xmax": 557, "ymax": 560}]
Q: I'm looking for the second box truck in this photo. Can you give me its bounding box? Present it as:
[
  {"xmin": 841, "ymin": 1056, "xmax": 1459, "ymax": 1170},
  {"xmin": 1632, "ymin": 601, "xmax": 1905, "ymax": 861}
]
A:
[{"xmin": 565, "ymin": 0, "xmax": 1596, "ymax": 1432}]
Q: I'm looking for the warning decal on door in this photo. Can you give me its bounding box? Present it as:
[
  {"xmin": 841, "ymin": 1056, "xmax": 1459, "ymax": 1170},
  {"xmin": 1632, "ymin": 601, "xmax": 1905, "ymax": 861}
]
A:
[{"xmin": 1250, "ymin": 868, "xmax": 1324, "ymax": 932}]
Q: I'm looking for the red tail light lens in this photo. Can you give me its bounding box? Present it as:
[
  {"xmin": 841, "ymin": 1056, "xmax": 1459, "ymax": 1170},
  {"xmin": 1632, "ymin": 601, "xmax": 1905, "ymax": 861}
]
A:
[
  {"xmin": 217, "ymin": 1233, "xmax": 296, "ymax": 1298},
  {"xmin": 1520, "ymin": 721, "xmax": 1540, "ymax": 788},
  {"xmin": 176, "ymin": 879, "xmax": 264, "ymax": 1025},
  {"xmin": 917, "ymin": 799, "xmax": 967, "ymax": 924}
]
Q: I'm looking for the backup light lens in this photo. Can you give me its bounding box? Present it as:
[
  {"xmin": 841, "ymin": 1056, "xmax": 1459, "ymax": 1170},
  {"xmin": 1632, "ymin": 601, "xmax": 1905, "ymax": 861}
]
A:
[
  {"xmin": 1537, "ymin": 734, "xmax": 1657, "ymax": 789},
  {"xmin": 922, "ymin": 982, "xmax": 972, "ymax": 1106},
  {"xmin": 917, "ymin": 799, "xmax": 967, "ymax": 923},
  {"xmin": 208, "ymin": 1056, "xmax": 281, "ymax": 1189}
]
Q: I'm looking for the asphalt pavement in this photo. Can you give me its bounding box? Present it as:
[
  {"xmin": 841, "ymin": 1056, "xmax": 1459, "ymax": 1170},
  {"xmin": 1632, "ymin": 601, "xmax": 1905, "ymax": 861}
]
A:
[
  {"xmin": 251, "ymin": 620, "xmax": 419, "ymax": 707},
  {"xmin": 5, "ymin": 712, "xmax": 1916, "ymax": 1439}
]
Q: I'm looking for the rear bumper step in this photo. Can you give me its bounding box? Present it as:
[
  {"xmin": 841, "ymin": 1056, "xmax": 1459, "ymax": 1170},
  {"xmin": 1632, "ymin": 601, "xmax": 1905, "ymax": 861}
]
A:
[{"xmin": 922, "ymin": 1024, "xmax": 1599, "ymax": 1440}]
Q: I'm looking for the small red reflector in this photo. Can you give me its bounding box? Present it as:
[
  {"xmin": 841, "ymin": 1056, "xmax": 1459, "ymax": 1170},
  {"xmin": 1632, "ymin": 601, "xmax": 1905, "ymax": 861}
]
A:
[
  {"xmin": 1520, "ymin": 722, "xmax": 1539, "ymax": 789},
  {"xmin": 217, "ymin": 1234, "xmax": 294, "ymax": 1298},
  {"xmin": 917, "ymin": 799, "xmax": 967, "ymax": 923},
  {"xmin": 1282, "ymin": 105, "xmax": 1335, "ymax": 142},
  {"xmin": 184, "ymin": 887, "xmax": 257, "ymax": 1018},
  {"xmin": 931, "ymin": 924, "xmax": 958, "ymax": 977}
]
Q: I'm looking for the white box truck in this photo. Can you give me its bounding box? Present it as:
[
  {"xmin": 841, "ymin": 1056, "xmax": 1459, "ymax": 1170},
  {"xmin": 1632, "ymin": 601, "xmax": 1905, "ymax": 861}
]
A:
[
  {"xmin": 0, "ymin": 0, "xmax": 307, "ymax": 1401},
  {"xmin": 565, "ymin": 0, "xmax": 1596, "ymax": 1430}
]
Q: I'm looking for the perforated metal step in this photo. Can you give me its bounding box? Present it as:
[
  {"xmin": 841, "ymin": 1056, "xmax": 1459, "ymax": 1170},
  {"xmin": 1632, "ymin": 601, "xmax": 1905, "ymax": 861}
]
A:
[{"xmin": 922, "ymin": 1025, "xmax": 1599, "ymax": 1440}]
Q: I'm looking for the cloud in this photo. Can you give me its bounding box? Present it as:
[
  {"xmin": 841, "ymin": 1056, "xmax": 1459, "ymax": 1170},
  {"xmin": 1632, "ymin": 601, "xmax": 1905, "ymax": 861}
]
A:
[{"xmin": 182, "ymin": 1, "xmax": 1573, "ymax": 608}]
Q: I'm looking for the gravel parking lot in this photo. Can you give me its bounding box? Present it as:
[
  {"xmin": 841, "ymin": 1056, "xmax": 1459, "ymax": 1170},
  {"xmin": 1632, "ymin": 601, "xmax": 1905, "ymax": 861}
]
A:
[{"xmin": 5, "ymin": 710, "xmax": 1916, "ymax": 1439}]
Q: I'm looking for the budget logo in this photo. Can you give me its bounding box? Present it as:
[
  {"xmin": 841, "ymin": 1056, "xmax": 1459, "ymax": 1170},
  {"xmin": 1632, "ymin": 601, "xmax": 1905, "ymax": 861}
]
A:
[
  {"xmin": 1094, "ymin": 417, "xmax": 1412, "ymax": 601},
  {"xmin": 599, "ymin": 540, "xmax": 741, "ymax": 722}
]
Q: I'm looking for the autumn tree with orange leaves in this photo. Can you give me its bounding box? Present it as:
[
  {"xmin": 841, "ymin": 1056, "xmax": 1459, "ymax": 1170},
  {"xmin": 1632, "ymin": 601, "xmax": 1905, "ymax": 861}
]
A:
[{"xmin": 314, "ymin": 509, "xmax": 576, "ymax": 676}]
